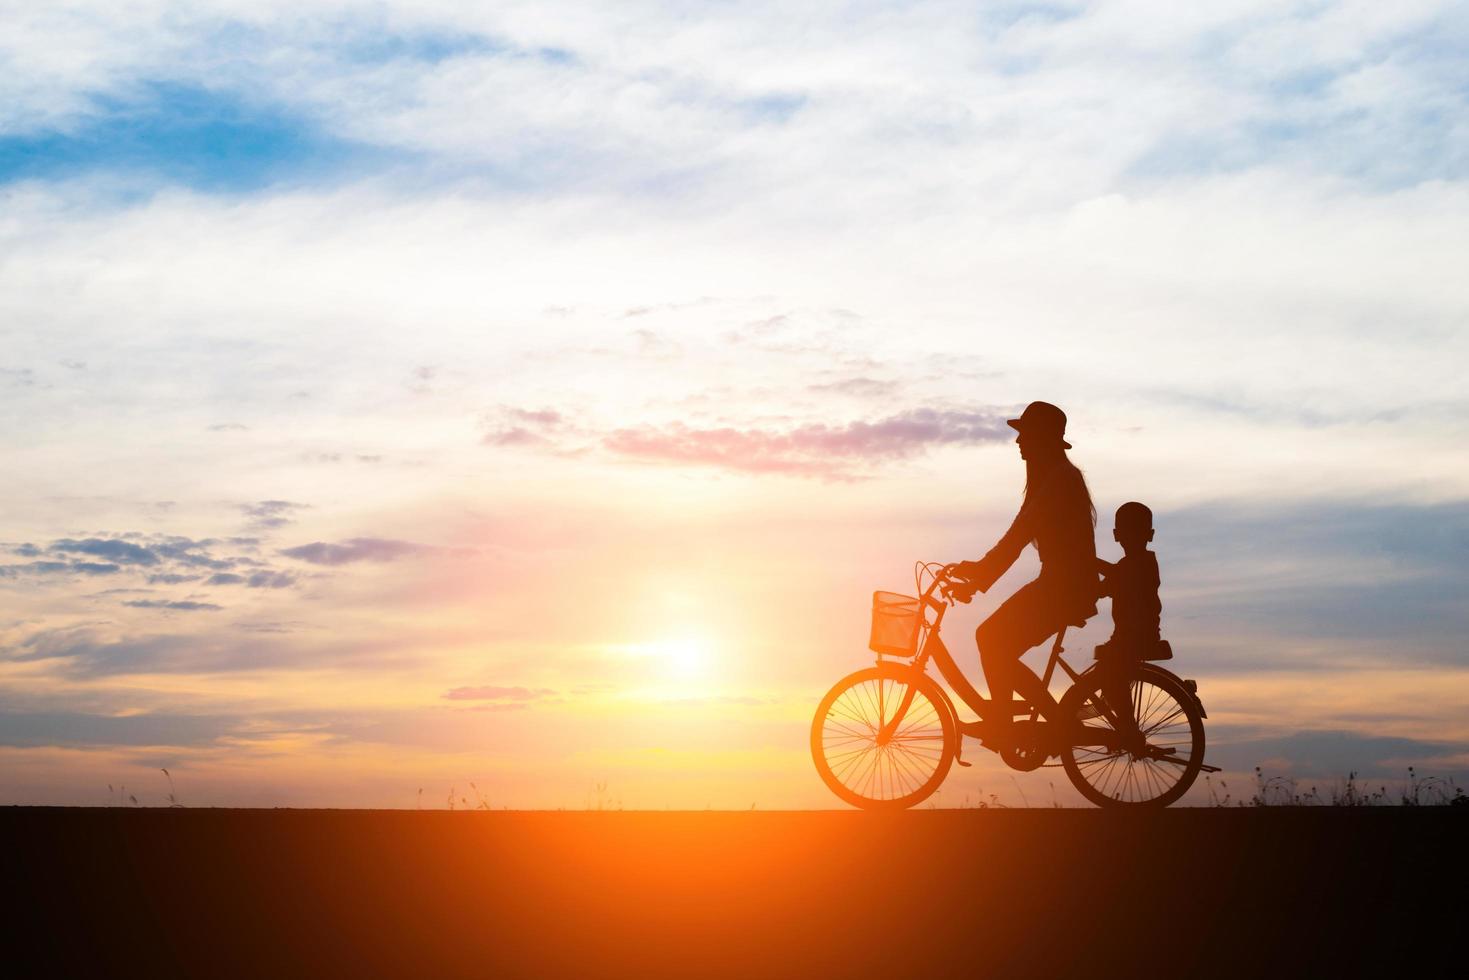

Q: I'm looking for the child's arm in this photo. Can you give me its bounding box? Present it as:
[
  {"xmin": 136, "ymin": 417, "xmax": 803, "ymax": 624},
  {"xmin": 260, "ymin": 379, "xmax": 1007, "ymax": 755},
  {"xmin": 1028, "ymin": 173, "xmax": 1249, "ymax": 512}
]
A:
[{"xmin": 1095, "ymin": 557, "xmax": 1116, "ymax": 596}]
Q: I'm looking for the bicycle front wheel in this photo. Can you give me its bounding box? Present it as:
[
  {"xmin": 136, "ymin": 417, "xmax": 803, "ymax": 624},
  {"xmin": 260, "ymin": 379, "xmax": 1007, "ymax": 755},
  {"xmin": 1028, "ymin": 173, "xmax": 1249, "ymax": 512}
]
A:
[
  {"xmin": 1060, "ymin": 665, "xmax": 1205, "ymax": 808},
  {"xmin": 811, "ymin": 665, "xmax": 956, "ymax": 810}
]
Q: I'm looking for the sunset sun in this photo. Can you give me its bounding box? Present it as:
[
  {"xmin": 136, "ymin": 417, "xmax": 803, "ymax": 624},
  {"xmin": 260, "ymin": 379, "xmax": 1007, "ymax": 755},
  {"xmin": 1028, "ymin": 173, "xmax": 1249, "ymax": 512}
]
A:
[{"xmin": 655, "ymin": 636, "xmax": 715, "ymax": 681}]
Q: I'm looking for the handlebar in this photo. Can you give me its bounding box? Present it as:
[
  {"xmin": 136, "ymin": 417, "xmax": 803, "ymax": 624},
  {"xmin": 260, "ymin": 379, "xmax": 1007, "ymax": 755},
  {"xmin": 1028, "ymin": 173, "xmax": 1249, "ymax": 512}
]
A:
[{"xmin": 918, "ymin": 562, "xmax": 979, "ymax": 607}]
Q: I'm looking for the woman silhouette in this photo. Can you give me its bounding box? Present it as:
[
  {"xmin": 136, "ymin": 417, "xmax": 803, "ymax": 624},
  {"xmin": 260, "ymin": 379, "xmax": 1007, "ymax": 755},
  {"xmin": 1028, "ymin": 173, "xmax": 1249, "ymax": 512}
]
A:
[{"xmin": 954, "ymin": 401, "xmax": 1099, "ymax": 740}]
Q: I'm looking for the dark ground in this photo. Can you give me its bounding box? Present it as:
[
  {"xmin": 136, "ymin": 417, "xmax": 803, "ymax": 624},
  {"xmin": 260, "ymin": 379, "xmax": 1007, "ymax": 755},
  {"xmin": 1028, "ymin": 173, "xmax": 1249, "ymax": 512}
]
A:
[{"xmin": 3, "ymin": 807, "xmax": 1463, "ymax": 978}]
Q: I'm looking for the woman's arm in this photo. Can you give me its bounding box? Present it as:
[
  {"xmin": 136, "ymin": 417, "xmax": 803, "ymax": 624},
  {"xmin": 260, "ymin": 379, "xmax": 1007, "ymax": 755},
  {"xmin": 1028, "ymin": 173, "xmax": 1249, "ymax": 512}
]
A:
[{"xmin": 956, "ymin": 499, "xmax": 1034, "ymax": 593}]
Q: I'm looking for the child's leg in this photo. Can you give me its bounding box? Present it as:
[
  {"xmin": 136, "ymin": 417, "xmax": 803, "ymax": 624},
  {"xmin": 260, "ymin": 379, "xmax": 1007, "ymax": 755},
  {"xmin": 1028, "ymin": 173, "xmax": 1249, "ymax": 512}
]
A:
[{"xmin": 1099, "ymin": 658, "xmax": 1139, "ymax": 738}]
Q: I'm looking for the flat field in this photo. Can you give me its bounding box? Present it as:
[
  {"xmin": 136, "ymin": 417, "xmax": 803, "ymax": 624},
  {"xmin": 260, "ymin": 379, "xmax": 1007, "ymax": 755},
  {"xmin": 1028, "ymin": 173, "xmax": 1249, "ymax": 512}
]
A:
[{"xmin": 5, "ymin": 808, "xmax": 1462, "ymax": 978}]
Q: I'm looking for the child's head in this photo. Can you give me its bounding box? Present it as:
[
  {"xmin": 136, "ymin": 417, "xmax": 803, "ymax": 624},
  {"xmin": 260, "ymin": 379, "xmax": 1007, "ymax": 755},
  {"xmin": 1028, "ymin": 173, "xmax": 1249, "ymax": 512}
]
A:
[{"xmin": 1113, "ymin": 501, "xmax": 1154, "ymax": 551}]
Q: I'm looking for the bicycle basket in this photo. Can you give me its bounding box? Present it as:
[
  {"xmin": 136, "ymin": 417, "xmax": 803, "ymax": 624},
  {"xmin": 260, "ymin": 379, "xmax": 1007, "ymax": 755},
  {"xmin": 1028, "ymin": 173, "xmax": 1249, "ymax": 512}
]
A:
[{"xmin": 869, "ymin": 591, "xmax": 923, "ymax": 657}]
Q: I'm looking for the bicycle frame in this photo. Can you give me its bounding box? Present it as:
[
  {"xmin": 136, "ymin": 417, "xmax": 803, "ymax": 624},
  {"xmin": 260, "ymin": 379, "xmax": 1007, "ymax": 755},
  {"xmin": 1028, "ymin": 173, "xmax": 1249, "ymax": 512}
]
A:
[{"xmin": 876, "ymin": 569, "xmax": 1088, "ymax": 741}]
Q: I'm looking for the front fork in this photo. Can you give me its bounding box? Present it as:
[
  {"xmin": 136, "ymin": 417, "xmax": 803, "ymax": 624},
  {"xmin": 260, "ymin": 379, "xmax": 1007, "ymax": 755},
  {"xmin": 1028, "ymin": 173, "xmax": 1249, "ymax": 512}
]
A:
[
  {"xmin": 875, "ymin": 669, "xmax": 920, "ymax": 743},
  {"xmin": 875, "ymin": 632, "xmax": 977, "ymax": 765}
]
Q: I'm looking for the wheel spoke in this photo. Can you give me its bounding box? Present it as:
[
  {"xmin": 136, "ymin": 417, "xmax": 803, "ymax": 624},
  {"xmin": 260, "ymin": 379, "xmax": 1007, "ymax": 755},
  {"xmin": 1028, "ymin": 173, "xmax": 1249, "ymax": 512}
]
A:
[
  {"xmin": 1061, "ymin": 674, "xmax": 1202, "ymax": 807},
  {"xmin": 816, "ymin": 672, "xmax": 953, "ymax": 805},
  {"xmin": 823, "ymin": 718, "xmax": 873, "ymax": 741}
]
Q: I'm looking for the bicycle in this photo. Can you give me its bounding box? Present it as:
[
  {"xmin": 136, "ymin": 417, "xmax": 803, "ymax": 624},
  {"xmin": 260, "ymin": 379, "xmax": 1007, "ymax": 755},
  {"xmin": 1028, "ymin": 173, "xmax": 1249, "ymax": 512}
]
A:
[{"xmin": 810, "ymin": 562, "xmax": 1217, "ymax": 809}]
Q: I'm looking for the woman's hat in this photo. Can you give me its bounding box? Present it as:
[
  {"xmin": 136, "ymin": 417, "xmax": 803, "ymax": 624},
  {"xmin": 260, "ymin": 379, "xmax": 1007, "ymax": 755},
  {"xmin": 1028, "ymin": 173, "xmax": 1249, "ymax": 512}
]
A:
[{"xmin": 1007, "ymin": 401, "xmax": 1071, "ymax": 449}]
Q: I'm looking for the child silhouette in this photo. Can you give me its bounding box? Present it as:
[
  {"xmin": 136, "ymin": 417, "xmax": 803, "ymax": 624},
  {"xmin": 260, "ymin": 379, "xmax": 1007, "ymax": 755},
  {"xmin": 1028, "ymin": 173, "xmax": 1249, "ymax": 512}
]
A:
[
  {"xmin": 1092, "ymin": 501, "xmax": 1169, "ymax": 738},
  {"xmin": 1095, "ymin": 501, "xmax": 1169, "ymax": 663}
]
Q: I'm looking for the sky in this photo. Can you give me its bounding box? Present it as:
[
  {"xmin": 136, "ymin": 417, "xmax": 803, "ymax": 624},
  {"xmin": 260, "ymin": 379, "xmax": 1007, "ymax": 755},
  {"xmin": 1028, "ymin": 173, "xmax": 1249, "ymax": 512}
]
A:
[{"xmin": 2, "ymin": 0, "xmax": 1467, "ymax": 808}]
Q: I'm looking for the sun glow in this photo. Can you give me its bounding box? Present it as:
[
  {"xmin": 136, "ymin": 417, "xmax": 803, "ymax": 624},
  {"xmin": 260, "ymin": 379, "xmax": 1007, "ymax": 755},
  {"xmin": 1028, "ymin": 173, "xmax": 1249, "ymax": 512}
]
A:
[
  {"xmin": 654, "ymin": 636, "xmax": 715, "ymax": 681},
  {"xmin": 604, "ymin": 635, "xmax": 718, "ymax": 685}
]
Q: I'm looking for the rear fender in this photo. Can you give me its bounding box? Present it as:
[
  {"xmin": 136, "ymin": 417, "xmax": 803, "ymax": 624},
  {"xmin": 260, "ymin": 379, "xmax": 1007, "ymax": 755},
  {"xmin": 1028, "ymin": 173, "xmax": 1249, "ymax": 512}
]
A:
[
  {"xmin": 1132, "ymin": 663, "xmax": 1208, "ymax": 720},
  {"xmin": 1071, "ymin": 661, "xmax": 1208, "ymax": 720}
]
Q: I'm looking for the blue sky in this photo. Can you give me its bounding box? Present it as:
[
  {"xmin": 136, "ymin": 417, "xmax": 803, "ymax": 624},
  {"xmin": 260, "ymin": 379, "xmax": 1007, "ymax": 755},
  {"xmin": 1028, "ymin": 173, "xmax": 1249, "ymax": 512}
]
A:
[
  {"xmin": 0, "ymin": 81, "xmax": 386, "ymax": 191},
  {"xmin": 1, "ymin": 1, "xmax": 1467, "ymax": 807}
]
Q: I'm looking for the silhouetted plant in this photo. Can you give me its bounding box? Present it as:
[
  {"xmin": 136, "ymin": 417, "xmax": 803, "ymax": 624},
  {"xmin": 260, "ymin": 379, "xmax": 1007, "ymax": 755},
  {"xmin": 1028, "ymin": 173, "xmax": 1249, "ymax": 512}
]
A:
[
  {"xmin": 1400, "ymin": 767, "xmax": 1461, "ymax": 806},
  {"xmin": 1330, "ymin": 771, "xmax": 1388, "ymax": 806},
  {"xmin": 1010, "ymin": 776, "xmax": 1030, "ymax": 808},
  {"xmin": 1234, "ymin": 766, "xmax": 1467, "ymax": 807},
  {"xmin": 107, "ymin": 783, "xmax": 138, "ymax": 806},
  {"xmin": 1205, "ymin": 775, "xmax": 1232, "ymax": 807},
  {"xmin": 1251, "ymin": 767, "xmax": 1308, "ymax": 806},
  {"xmin": 958, "ymin": 788, "xmax": 1007, "ymax": 808},
  {"xmin": 161, "ymin": 768, "xmax": 183, "ymax": 808},
  {"xmin": 585, "ymin": 780, "xmax": 622, "ymax": 811}
]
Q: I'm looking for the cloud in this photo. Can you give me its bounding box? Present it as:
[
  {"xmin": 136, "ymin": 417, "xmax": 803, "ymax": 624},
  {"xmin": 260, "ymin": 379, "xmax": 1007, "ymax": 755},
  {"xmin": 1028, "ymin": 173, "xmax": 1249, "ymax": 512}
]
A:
[
  {"xmin": 485, "ymin": 427, "xmax": 551, "ymax": 448},
  {"xmin": 147, "ymin": 573, "xmax": 200, "ymax": 585},
  {"xmin": 807, "ymin": 377, "xmax": 899, "ymax": 399},
  {"xmin": 1207, "ymin": 727, "xmax": 1462, "ymax": 780},
  {"xmin": 601, "ymin": 408, "xmax": 1014, "ymax": 477},
  {"xmin": 2, "ymin": 0, "xmax": 1465, "ymax": 218},
  {"xmin": 0, "ymin": 710, "xmax": 242, "ymax": 749},
  {"xmin": 245, "ymin": 570, "xmax": 296, "ymax": 589},
  {"xmin": 443, "ymin": 685, "xmax": 557, "ymax": 702},
  {"xmin": 241, "ymin": 500, "xmax": 306, "ymax": 530},
  {"xmin": 23, "ymin": 536, "xmax": 252, "ymax": 582},
  {"xmin": 0, "ymin": 560, "xmax": 121, "ymax": 578},
  {"xmin": 7, "ymin": 560, "xmax": 69, "ymax": 576},
  {"xmin": 49, "ymin": 537, "xmax": 158, "ymax": 565},
  {"xmin": 148, "ymin": 537, "xmax": 241, "ymax": 570},
  {"xmin": 408, "ymin": 364, "xmax": 437, "ymax": 394},
  {"xmin": 232, "ymin": 620, "xmax": 315, "ymax": 634},
  {"xmin": 304, "ymin": 452, "xmax": 386, "ymax": 465},
  {"xmin": 482, "ymin": 407, "xmax": 567, "ymax": 448},
  {"xmin": 6, "ymin": 624, "xmax": 403, "ymax": 677},
  {"xmin": 205, "ymin": 570, "xmax": 297, "ymax": 588},
  {"xmin": 278, "ymin": 537, "xmax": 440, "ymax": 566},
  {"xmin": 0, "ymin": 558, "xmax": 124, "ymax": 581},
  {"xmin": 484, "ymin": 404, "xmax": 1015, "ymax": 477},
  {"xmin": 70, "ymin": 562, "xmax": 122, "ymax": 575},
  {"xmin": 123, "ymin": 599, "xmax": 223, "ymax": 612}
]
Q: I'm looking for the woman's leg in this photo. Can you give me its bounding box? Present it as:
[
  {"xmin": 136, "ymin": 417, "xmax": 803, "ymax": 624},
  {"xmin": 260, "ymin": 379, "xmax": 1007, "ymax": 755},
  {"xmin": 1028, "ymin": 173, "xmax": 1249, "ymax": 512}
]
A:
[{"xmin": 975, "ymin": 581, "xmax": 1062, "ymax": 734}]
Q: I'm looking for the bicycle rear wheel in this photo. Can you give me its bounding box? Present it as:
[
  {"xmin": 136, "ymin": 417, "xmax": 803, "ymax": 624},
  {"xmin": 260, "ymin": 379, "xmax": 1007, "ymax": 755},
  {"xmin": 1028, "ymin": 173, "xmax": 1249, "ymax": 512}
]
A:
[
  {"xmin": 811, "ymin": 665, "xmax": 956, "ymax": 810},
  {"xmin": 1060, "ymin": 665, "xmax": 1205, "ymax": 808}
]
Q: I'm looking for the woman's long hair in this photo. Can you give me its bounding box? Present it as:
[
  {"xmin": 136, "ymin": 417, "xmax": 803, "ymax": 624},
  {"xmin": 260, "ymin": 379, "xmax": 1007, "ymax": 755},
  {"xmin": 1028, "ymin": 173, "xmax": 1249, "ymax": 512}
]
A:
[{"xmin": 1024, "ymin": 447, "xmax": 1098, "ymax": 529}]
